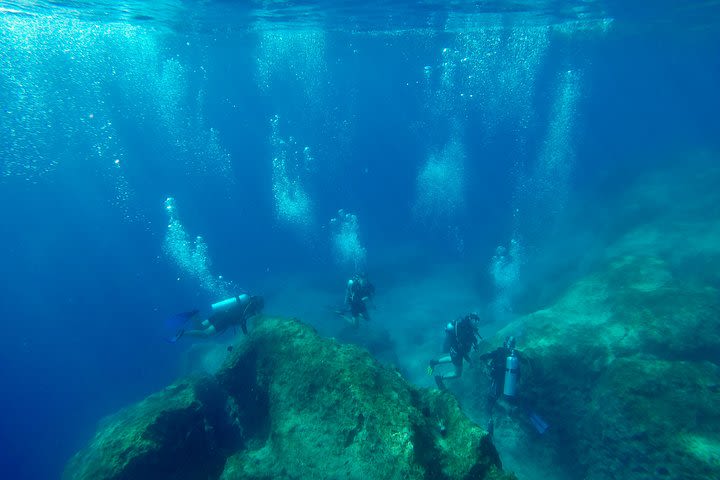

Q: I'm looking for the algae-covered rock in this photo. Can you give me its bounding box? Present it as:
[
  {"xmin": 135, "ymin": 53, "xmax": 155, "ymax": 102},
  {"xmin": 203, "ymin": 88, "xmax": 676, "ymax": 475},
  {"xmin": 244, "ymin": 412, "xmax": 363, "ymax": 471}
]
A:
[
  {"xmin": 64, "ymin": 376, "xmax": 240, "ymax": 480},
  {"xmin": 472, "ymin": 252, "xmax": 720, "ymax": 480},
  {"xmin": 217, "ymin": 316, "xmax": 512, "ymax": 480},
  {"xmin": 581, "ymin": 358, "xmax": 720, "ymax": 479},
  {"xmin": 66, "ymin": 316, "xmax": 515, "ymax": 480}
]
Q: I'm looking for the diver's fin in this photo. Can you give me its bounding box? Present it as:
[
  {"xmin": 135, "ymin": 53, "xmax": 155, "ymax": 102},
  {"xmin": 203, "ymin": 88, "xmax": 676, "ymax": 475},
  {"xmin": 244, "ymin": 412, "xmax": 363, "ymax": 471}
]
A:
[
  {"xmin": 165, "ymin": 309, "xmax": 200, "ymax": 330},
  {"xmin": 165, "ymin": 329, "xmax": 185, "ymax": 344},
  {"xmin": 331, "ymin": 306, "xmax": 349, "ymax": 315},
  {"xmin": 528, "ymin": 412, "xmax": 549, "ymax": 434}
]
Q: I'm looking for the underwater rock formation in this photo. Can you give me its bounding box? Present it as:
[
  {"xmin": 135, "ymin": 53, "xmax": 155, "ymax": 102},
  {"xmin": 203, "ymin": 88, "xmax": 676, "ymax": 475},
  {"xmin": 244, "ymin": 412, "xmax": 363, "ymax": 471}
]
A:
[
  {"xmin": 470, "ymin": 255, "xmax": 720, "ymax": 480},
  {"xmin": 517, "ymin": 255, "xmax": 720, "ymax": 480},
  {"xmin": 63, "ymin": 376, "xmax": 238, "ymax": 480},
  {"xmin": 65, "ymin": 316, "xmax": 515, "ymax": 480},
  {"xmin": 461, "ymin": 158, "xmax": 720, "ymax": 480}
]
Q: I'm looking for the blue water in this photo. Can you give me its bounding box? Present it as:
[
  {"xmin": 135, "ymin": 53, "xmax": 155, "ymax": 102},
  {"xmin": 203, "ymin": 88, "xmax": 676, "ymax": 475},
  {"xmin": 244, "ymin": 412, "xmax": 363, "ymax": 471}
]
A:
[{"xmin": 0, "ymin": 1, "xmax": 719, "ymax": 478}]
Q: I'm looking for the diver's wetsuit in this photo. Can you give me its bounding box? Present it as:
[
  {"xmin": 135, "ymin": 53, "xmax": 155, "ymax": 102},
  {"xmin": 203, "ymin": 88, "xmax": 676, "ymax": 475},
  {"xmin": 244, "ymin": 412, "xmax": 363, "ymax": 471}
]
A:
[
  {"xmin": 348, "ymin": 293, "xmax": 368, "ymax": 319},
  {"xmin": 444, "ymin": 316, "xmax": 480, "ymax": 372},
  {"xmin": 186, "ymin": 294, "xmax": 264, "ymax": 338},
  {"xmin": 208, "ymin": 296, "xmax": 253, "ymax": 334},
  {"xmin": 478, "ymin": 342, "xmax": 541, "ymax": 435},
  {"xmin": 479, "ymin": 340, "xmax": 529, "ymax": 404},
  {"xmin": 344, "ymin": 275, "xmax": 375, "ymax": 324},
  {"xmin": 479, "ymin": 346, "xmax": 513, "ymax": 399},
  {"xmin": 429, "ymin": 315, "xmax": 481, "ymax": 388}
]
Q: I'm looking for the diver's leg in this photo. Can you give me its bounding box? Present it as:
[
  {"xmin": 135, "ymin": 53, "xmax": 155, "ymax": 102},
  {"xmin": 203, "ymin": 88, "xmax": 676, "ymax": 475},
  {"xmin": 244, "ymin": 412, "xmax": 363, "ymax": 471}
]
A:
[
  {"xmin": 336, "ymin": 309, "xmax": 352, "ymax": 324},
  {"xmin": 170, "ymin": 318, "xmax": 212, "ymax": 341},
  {"xmin": 494, "ymin": 373, "xmax": 505, "ymax": 398},
  {"xmin": 436, "ymin": 355, "xmax": 453, "ymax": 365},
  {"xmin": 360, "ymin": 303, "xmax": 370, "ymax": 321},
  {"xmin": 489, "ymin": 379, "xmax": 499, "ymax": 400},
  {"xmin": 434, "ymin": 358, "xmax": 462, "ymax": 391},
  {"xmin": 183, "ymin": 325, "xmax": 217, "ymax": 338},
  {"xmin": 429, "ymin": 355, "xmax": 455, "ymax": 389},
  {"xmin": 428, "ymin": 355, "xmax": 451, "ymax": 369},
  {"xmin": 428, "ymin": 355, "xmax": 452, "ymax": 373},
  {"xmin": 339, "ymin": 313, "xmax": 360, "ymax": 328},
  {"xmin": 441, "ymin": 358, "xmax": 463, "ymax": 380},
  {"xmin": 349, "ymin": 303, "xmax": 363, "ymax": 327}
]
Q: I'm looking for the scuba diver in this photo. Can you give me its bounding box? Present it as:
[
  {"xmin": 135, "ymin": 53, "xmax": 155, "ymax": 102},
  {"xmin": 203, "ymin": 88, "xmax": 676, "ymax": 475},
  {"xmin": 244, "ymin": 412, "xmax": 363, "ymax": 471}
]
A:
[
  {"xmin": 427, "ymin": 313, "xmax": 482, "ymax": 390},
  {"xmin": 478, "ymin": 335, "xmax": 526, "ymax": 402},
  {"xmin": 168, "ymin": 293, "xmax": 264, "ymax": 342},
  {"xmin": 478, "ymin": 336, "xmax": 548, "ymax": 434},
  {"xmin": 337, "ymin": 273, "xmax": 375, "ymax": 328}
]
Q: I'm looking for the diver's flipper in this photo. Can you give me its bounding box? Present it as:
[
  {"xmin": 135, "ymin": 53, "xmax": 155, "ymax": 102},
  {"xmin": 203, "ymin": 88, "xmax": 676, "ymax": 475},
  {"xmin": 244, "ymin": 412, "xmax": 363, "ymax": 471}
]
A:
[
  {"xmin": 165, "ymin": 309, "xmax": 200, "ymax": 329},
  {"xmin": 338, "ymin": 312, "xmax": 356, "ymax": 326},
  {"xmin": 164, "ymin": 309, "xmax": 200, "ymax": 343},
  {"xmin": 332, "ymin": 305, "xmax": 352, "ymax": 317},
  {"xmin": 166, "ymin": 329, "xmax": 185, "ymax": 344},
  {"xmin": 529, "ymin": 412, "xmax": 549, "ymax": 434}
]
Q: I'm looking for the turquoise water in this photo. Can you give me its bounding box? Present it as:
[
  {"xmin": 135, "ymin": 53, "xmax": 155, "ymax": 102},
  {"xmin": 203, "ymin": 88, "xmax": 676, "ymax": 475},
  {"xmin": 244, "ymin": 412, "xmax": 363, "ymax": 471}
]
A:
[{"xmin": 0, "ymin": 1, "xmax": 718, "ymax": 478}]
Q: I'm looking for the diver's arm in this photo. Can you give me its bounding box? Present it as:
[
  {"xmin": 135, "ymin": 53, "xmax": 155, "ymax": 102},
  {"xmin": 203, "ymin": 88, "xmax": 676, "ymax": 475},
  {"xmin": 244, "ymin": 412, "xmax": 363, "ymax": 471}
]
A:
[{"xmin": 361, "ymin": 296, "xmax": 377, "ymax": 311}]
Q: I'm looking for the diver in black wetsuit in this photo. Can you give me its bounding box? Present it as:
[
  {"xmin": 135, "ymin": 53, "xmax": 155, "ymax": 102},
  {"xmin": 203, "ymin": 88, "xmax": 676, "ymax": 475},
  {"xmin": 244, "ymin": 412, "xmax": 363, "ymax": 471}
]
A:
[
  {"xmin": 338, "ymin": 273, "xmax": 375, "ymax": 328},
  {"xmin": 427, "ymin": 314, "xmax": 482, "ymax": 390},
  {"xmin": 172, "ymin": 294, "xmax": 264, "ymax": 341},
  {"xmin": 478, "ymin": 336, "xmax": 523, "ymax": 403},
  {"xmin": 478, "ymin": 337, "xmax": 547, "ymax": 434}
]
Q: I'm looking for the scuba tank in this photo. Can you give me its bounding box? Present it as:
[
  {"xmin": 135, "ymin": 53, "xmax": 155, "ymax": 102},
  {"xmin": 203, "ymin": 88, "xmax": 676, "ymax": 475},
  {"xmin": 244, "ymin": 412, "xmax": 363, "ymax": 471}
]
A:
[
  {"xmin": 503, "ymin": 349, "xmax": 519, "ymax": 397},
  {"xmin": 211, "ymin": 294, "xmax": 249, "ymax": 312}
]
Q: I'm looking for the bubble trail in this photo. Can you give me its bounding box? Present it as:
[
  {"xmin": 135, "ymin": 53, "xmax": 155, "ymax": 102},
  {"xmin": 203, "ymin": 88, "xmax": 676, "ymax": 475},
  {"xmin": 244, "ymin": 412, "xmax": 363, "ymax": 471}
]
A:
[{"xmin": 163, "ymin": 197, "xmax": 234, "ymax": 298}]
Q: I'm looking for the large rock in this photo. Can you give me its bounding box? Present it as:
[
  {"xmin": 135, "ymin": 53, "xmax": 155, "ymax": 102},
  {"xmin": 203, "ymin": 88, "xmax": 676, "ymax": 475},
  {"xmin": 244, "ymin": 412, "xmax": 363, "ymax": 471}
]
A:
[
  {"xmin": 66, "ymin": 316, "xmax": 515, "ymax": 480},
  {"xmin": 64, "ymin": 376, "xmax": 240, "ymax": 480},
  {"xmin": 463, "ymin": 255, "xmax": 720, "ymax": 480},
  {"xmin": 458, "ymin": 156, "xmax": 720, "ymax": 480},
  {"xmin": 217, "ymin": 316, "xmax": 511, "ymax": 480},
  {"xmin": 521, "ymin": 254, "xmax": 719, "ymax": 477}
]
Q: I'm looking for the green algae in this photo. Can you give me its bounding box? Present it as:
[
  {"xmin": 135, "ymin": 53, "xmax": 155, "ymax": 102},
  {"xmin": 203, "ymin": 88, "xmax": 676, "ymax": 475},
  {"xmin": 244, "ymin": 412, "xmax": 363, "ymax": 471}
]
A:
[
  {"xmin": 65, "ymin": 316, "xmax": 514, "ymax": 480},
  {"xmin": 63, "ymin": 377, "xmax": 234, "ymax": 480},
  {"xmin": 470, "ymin": 244, "xmax": 720, "ymax": 480},
  {"xmin": 217, "ymin": 316, "xmax": 514, "ymax": 480}
]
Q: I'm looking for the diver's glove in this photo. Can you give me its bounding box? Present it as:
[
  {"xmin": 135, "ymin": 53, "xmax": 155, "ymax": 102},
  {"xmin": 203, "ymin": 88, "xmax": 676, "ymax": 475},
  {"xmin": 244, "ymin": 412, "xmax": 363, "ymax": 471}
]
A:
[{"xmin": 427, "ymin": 359, "xmax": 439, "ymax": 375}]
